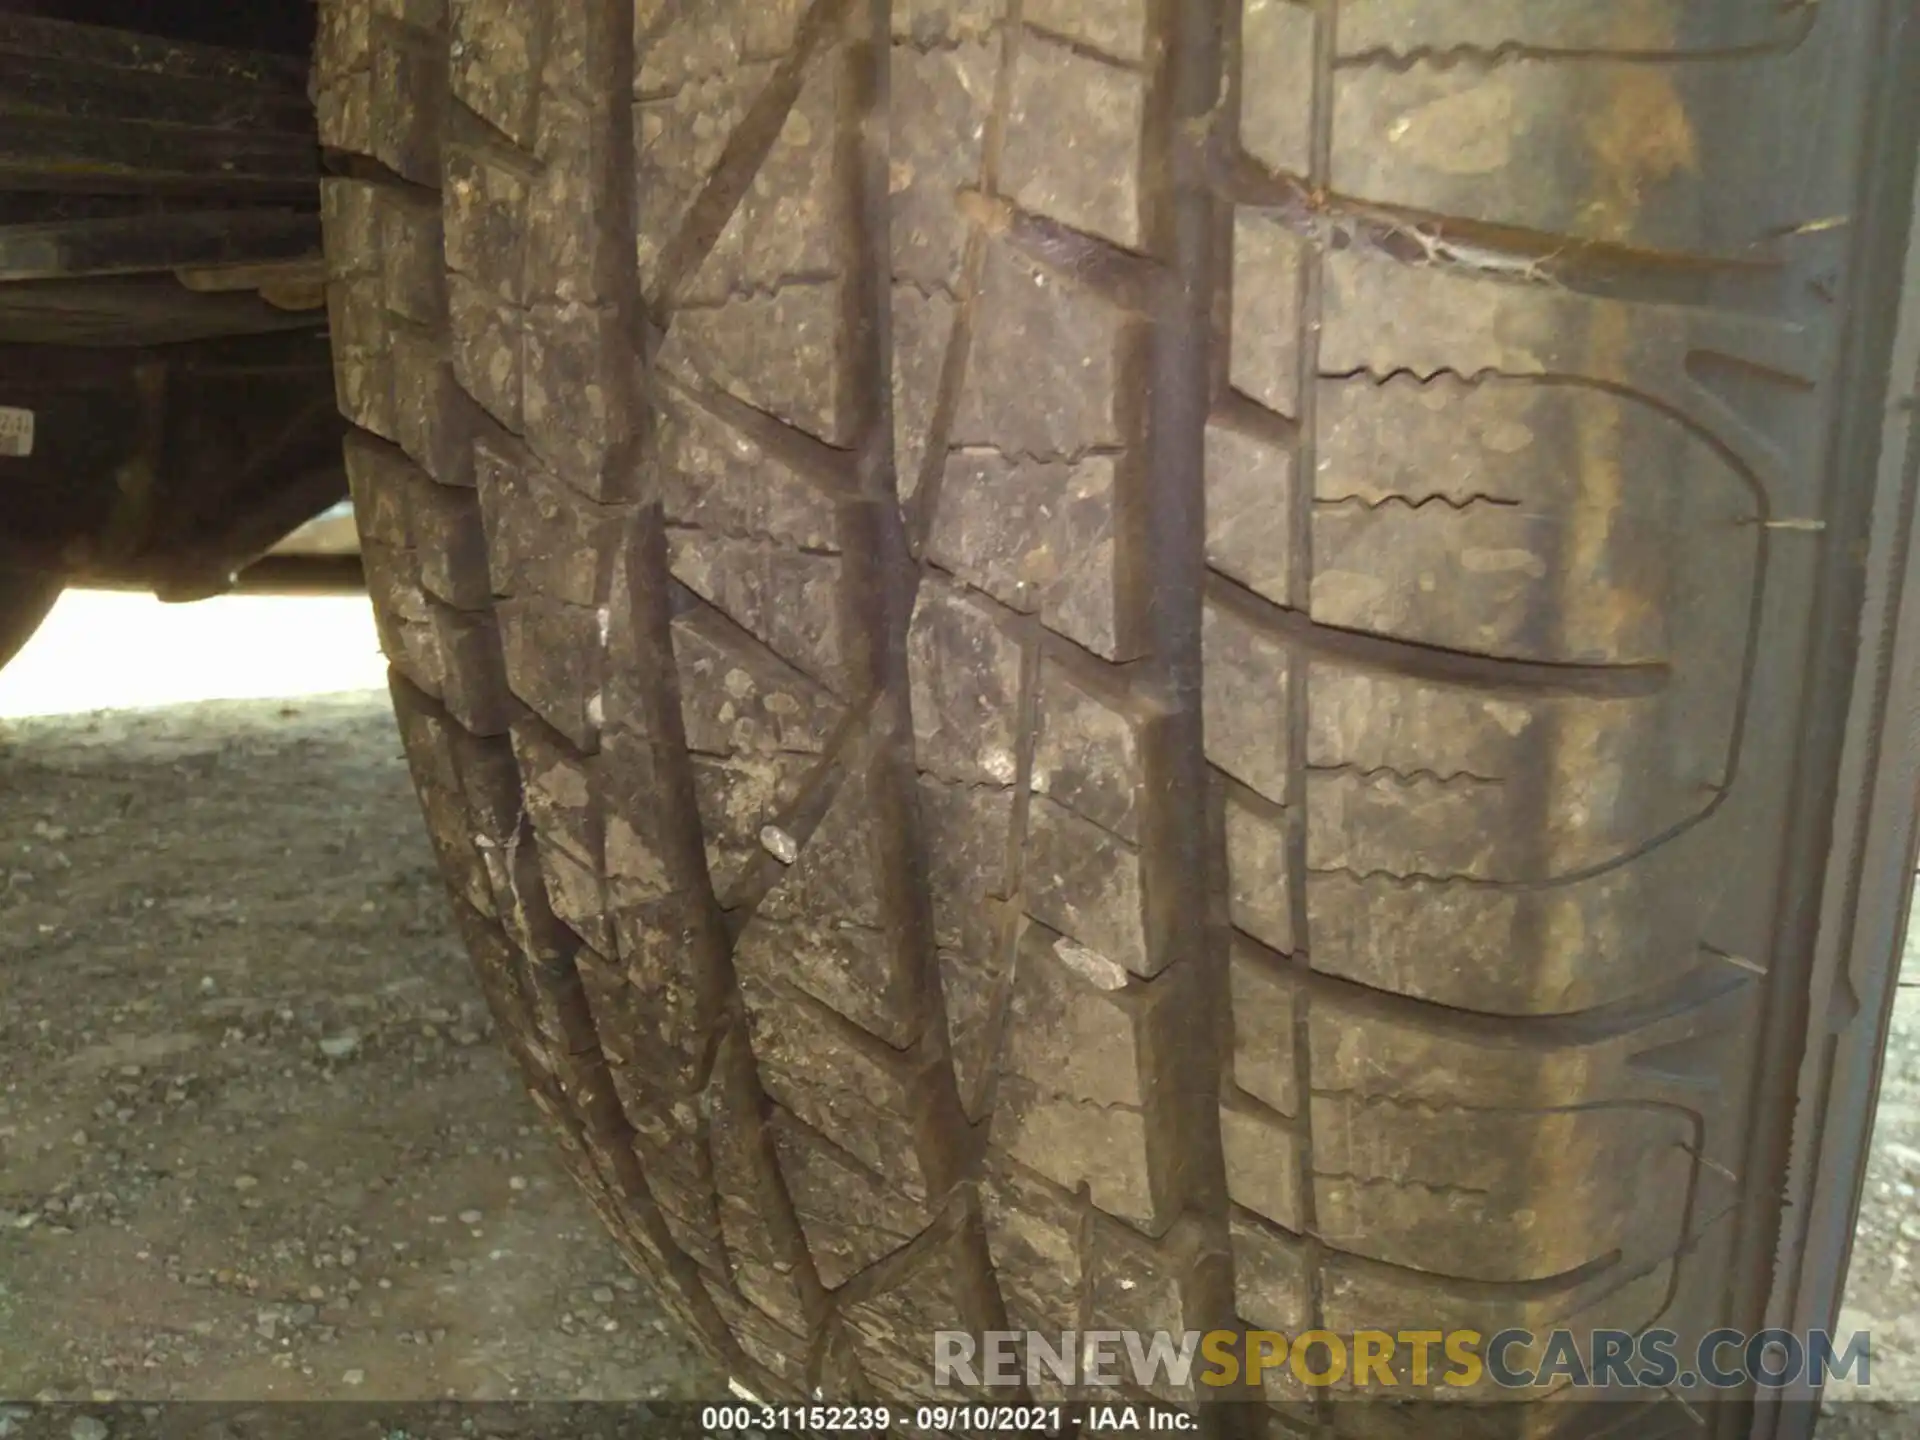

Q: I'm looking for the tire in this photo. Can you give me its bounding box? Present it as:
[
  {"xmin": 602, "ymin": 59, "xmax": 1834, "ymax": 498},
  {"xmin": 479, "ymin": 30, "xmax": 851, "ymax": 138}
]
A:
[
  {"xmin": 313, "ymin": 0, "xmax": 1920, "ymax": 1427},
  {"xmin": 0, "ymin": 570, "xmax": 58, "ymax": 673}
]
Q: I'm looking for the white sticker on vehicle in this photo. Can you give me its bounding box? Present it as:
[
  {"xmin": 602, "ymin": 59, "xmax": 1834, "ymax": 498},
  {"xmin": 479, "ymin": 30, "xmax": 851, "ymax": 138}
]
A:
[{"xmin": 0, "ymin": 406, "xmax": 33, "ymax": 457}]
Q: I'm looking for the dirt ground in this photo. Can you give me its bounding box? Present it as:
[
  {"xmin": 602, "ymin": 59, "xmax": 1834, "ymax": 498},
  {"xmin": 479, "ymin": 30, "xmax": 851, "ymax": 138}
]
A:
[
  {"xmin": 2, "ymin": 662, "xmax": 1919, "ymax": 1427},
  {"xmin": 0, "ymin": 692, "xmax": 723, "ymax": 1404}
]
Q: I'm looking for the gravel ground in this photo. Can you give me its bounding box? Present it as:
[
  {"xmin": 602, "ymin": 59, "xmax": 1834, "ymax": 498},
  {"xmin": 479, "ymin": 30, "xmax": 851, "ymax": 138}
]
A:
[
  {"xmin": 1, "ymin": 667, "xmax": 1918, "ymax": 1427},
  {"xmin": 0, "ymin": 693, "xmax": 723, "ymax": 1404}
]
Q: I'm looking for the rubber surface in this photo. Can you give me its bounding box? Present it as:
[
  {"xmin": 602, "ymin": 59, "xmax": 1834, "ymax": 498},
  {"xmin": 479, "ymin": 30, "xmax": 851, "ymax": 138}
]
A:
[{"xmin": 312, "ymin": 0, "xmax": 1920, "ymax": 1430}]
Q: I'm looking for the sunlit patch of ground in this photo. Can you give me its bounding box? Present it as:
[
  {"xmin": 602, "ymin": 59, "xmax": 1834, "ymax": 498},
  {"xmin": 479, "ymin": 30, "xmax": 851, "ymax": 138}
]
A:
[{"xmin": 0, "ymin": 589, "xmax": 389, "ymax": 718}]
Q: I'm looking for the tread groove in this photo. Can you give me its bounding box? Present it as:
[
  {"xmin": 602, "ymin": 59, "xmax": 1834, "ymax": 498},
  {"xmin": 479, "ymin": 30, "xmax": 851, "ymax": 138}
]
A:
[{"xmin": 1205, "ymin": 567, "xmax": 1672, "ymax": 699}]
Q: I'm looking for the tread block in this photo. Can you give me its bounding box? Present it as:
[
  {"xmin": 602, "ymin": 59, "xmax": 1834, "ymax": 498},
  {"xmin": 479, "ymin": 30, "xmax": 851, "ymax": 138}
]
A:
[
  {"xmin": 1221, "ymin": 1087, "xmax": 1302, "ymax": 1232},
  {"xmin": 444, "ymin": 139, "xmax": 531, "ymax": 307},
  {"xmin": 893, "ymin": 0, "xmax": 1005, "ymax": 44},
  {"xmin": 768, "ymin": 1107, "xmax": 933, "ymax": 1289},
  {"xmin": 990, "ymin": 923, "xmax": 1157, "ymax": 1225},
  {"xmin": 735, "ymin": 753, "xmax": 920, "ymax": 1047},
  {"xmin": 1229, "ymin": 939, "xmax": 1298, "ymax": 1117},
  {"xmin": 1321, "ymin": 1248, "xmax": 1676, "ymax": 1401},
  {"xmin": 908, "ymin": 578, "xmax": 1025, "ymax": 787},
  {"xmin": 1304, "ymin": 766, "xmax": 1514, "ymax": 885},
  {"xmin": 321, "ymin": 176, "xmax": 380, "ymax": 281},
  {"xmin": 495, "ymin": 595, "xmax": 605, "ymax": 749},
  {"xmin": 1308, "ymin": 955, "xmax": 1755, "ymax": 1111},
  {"xmin": 1031, "ymin": 659, "xmax": 1141, "ymax": 842},
  {"xmin": 1205, "ymin": 420, "xmax": 1295, "ymax": 609},
  {"xmin": 1330, "ymin": 49, "xmax": 1795, "ymax": 253},
  {"xmin": 667, "ymin": 528, "xmax": 848, "ymax": 693},
  {"xmin": 1319, "ymin": 245, "xmax": 1813, "ymax": 450},
  {"xmin": 628, "ymin": 1134, "xmax": 732, "ymax": 1276},
  {"xmin": 392, "ymin": 679, "xmax": 497, "ymax": 917},
  {"xmin": 671, "ymin": 595, "xmax": 842, "ymax": 897},
  {"xmin": 1304, "ymin": 661, "xmax": 1532, "ymax": 794},
  {"xmin": 1227, "ymin": 1211, "xmax": 1311, "ymax": 1402},
  {"xmin": 447, "ymin": 271, "xmax": 526, "ymax": 430},
  {"xmin": 843, "ymin": 1228, "xmax": 978, "ymax": 1399},
  {"xmin": 350, "ymin": 431, "xmax": 489, "ymax": 607},
  {"xmin": 1224, "ymin": 785, "xmax": 1294, "ymax": 956},
  {"xmin": 327, "ymin": 273, "xmax": 398, "ymax": 440},
  {"xmin": 921, "ymin": 775, "xmax": 1019, "ymax": 1112},
  {"xmin": 404, "ymin": 475, "xmax": 491, "ymax": 607},
  {"xmin": 1313, "ymin": 375, "xmax": 1758, "ymax": 666},
  {"xmin": 1000, "ymin": 35, "xmax": 1144, "ymax": 247},
  {"xmin": 313, "ymin": 0, "xmax": 374, "ymax": 156},
  {"xmin": 1304, "ymin": 662, "xmax": 1726, "ymax": 883},
  {"xmin": 1085, "ymin": 1221, "xmax": 1195, "ymax": 1401},
  {"xmin": 1337, "ymin": 0, "xmax": 1804, "ymax": 57},
  {"xmin": 982, "ymin": 1153, "xmax": 1198, "ymax": 1399},
  {"xmin": 429, "ymin": 602, "xmax": 517, "ymax": 735},
  {"xmin": 705, "ymin": 1036, "xmax": 810, "ymax": 1331},
  {"xmin": 483, "ymin": 833, "xmax": 584, "ymax": 984},
  {"xmin": 344, "ymin": 428, "xmax": 419, "ymax": 542},
  {"xmin": 656, "ymin": 394, "xmax": 841, "ymax": 552},
  {"xmin": 635, "ymin": 67, "xmax": 766, "ymax": 287},
  {"xmin": 891, "ymin": 41, "xmax": 998, "ymax": 289},
  {"xmin": 1229, "ymin": 216, "xmax": 1305, "ymax": 418},
  {"xmin": 1307, "ymin": 861, "xmax": 1685, "ymax": 1014},
  {"xmin": 1311, "ymin": 1090, "xmax": 1692, "ymax": 1284},
  {"xmin": 635, "ymin": 0, "xmax": 808, "ymax": 96},
  {"xmin": 690, "ymin": 750, "xmax": 823, "ymax": 898},
  {"xmin": 662, "ymin": 282, "xmax": 852, "ymax": 446},
  {"xmin": 925, "ymin": 450, "xmax": 1120, "ymax": 659},
  {"xmin": 375, "ymin": 184, "xmax": 448, "ymax": 327},
  {"xmin": 1203, "ymin": 594, "xmax": 1293, "ymax": 804},
  {"xmin": 702, "ymin": 1280, "xmax": 812, "ymax": 1386},
  {"xmin": 447, "ymin": 0, "xmax": 548, "ymax": 148},
  {"xmin": 524, "ymin": 300, "xmax": 635, "ymax": 501},
  {"xmin": 1230, "ymin": 1208, "xmax": 1311, "ymax": 1332},
  {"xmin": 743, "ymin": 975, "xmax": 931, "ymax": 1199},
  {"xmin": 512, "ymin": 716, "xmax": 611, "ymax": 940},
  {"xmin": 600, "ymin": 892, "xmax": 723, "ymax": 1090},
  {"xmin": 892, "ymin": 285, "xmax": 958, "ymax": 503},
  {"xmin": 939, "ymin": 921, "xmax": 1015, "ymax": 1124},
  {"xmin": 954, "ymin": 244, "xmax": 1125, "ymax": 459},
  {"xmin": 367, "ymin": 30, "xmax": 446, "ymax": 186},
  {"xmin": 476, "ymin": 436, "xmax": 617, "ymax": 608},
  {"xmin": 391, "ymin": 326, "xmax": 472, "ymax": 488},
  {"xmin": 361, "ymin": 535, "xmax": 445, "ymax": 696},
  {"xmin": 1023, "ymin": 796, "xmax": 1147, "ymax": 979},
  {"xmin": 980, "ymin": 1150, "xmax": 1083, "ymax": 1334},
  {"xmin": 590, "ymin": 718, "xmax": 727, "ymax": 1090},
  {"xmin": 671, "ymin": 598, "xmax": 843, "ymax": 756},
  {"xmin": 920, "ymin": 776, "xmax": 1016, "ymax": 964},
  {"xmin": 681, "ymin": 59, "xmax": 845, "ymax": 308},
  {"xmin": 1239, "ymin": 0, "xmax": 1317, "ymax": 178},
  {"xmin": 1025, "ymin": 0, "xmax": 1147, "ymax": 64},
  {"xmin": 521, "ymin": 94, "xmax": 620, "ymax": 309}
]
